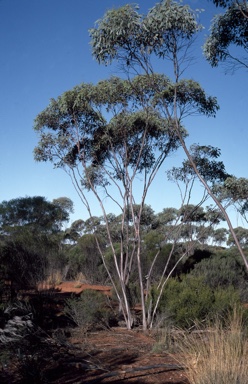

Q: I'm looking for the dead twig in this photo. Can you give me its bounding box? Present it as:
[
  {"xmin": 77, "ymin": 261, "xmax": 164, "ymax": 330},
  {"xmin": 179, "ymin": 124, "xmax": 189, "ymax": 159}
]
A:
[{"xmin": 81, "ymin": 363, "xmax": 185, "ymax": 383}]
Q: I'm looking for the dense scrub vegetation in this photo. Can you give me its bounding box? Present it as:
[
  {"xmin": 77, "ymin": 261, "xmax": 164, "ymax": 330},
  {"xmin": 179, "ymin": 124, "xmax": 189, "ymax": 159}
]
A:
[
  {"xmin": 1, "ymin": 196, "xmax": 248, "ymax": 328},
  {"xmin": 1, "ymin": 196, "xmax": 248, "ymax": 382}
]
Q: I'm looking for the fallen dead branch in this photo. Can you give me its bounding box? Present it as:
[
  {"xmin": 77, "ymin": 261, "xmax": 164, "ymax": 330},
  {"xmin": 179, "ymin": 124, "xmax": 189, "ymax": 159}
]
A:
[{"xmin": 81, "ymin": 363, "xmax": 185, "ymax": 383}]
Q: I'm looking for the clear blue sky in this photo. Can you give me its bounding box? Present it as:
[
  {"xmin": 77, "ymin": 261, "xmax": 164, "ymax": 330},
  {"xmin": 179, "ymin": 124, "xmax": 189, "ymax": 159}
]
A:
[{"xmin": 0, "ymin": 0, "xmax": 247, "ymax": 226}]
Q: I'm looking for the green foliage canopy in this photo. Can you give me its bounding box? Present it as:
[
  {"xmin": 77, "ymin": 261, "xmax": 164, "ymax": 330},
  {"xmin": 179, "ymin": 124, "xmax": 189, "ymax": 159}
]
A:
[
  {"xmin": 34, "ymin": 74, "xmax": 219, "ymax": 190},
  {"xmin": 213, "ymin": 176, "xmax": 248, "ymax": 219},
  {"xmin": 89, "ymin": 2, "xmax": 200, "ymax": 66},
  {"xmin": 34, "ymin": 75, "xmax": 185, "ymax": 178},
  {"xmin": 168, "ymin": 144, "xmax": 230, "ymax": 185}
]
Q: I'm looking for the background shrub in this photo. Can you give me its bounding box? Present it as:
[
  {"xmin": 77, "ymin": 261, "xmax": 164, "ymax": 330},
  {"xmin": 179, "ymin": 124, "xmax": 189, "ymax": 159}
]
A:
[
  {"xmin": 212, "ymin": 285, "xmax": 241, "ymax": 316},
  {"xmin": 190, "ymin": 249, "xmax": 248, "ymax": 300}
]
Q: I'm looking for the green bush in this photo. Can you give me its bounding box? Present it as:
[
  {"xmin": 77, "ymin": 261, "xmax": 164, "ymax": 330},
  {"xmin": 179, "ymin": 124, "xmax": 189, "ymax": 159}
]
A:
[
  {"xmin": 64, "ymin": 289, "xmax": 111, "ymax": 332},
  {"xmin": 156, "ymin": 275, "xmax": 243, "ymax": 328},
  {"xmin": 212, "ymin": 285, "xmax": 240, "ymax": 316},
  {"xmin": 157, "ymin": 276, "xmax": 214, "ymax": 328}
]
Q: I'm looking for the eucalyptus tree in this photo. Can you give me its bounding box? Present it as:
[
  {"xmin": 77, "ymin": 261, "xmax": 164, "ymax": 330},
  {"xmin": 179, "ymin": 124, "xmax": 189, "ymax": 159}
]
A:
[
  {"xmin": 89, "ymin": 0, "xmax": 224, "ymax": 328},
  {"xmin": 204, "ymin": 0, "xmax": 248, "ymax": 71},
  {"xmin": 147, "ymin": 144, "xmax": 247, "ymax": 319},
  {"xmin": 211, "ymin": 227, "xmax": 229, "ymax": 246},
  {"xmin": 34, "ymin": 0, "xmax": 245, "ymax": 329},
  {"xmin": 53, "ymin": 197, "xmax": 74, "ymax": 218},
  {"xmin": 34, "ymin": 1, "xmax": 217, "ymax": 330},
  {"xmin": 34, "ymin": 76, "xmax": 183, "ymax": 329},
  {"xmin": 65, "ymin": 219, "xmax": 85, "ymax": 242}
]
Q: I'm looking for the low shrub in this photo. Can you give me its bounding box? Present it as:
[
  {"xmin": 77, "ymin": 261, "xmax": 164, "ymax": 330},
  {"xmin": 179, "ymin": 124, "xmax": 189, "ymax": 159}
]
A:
[{"xmin": 64, "ymin": 289, "xmax": 111, "ymax": 332}]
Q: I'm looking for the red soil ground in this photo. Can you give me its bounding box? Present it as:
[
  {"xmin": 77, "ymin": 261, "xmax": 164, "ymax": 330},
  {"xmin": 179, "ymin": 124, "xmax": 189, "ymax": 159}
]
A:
[
  {"xmin": 38, "ymin": 281, "xmax": 112, "ymax": 295},
  {"xmin": 35, "ymin": 281, "xmax": 188, "ymax": 383}
]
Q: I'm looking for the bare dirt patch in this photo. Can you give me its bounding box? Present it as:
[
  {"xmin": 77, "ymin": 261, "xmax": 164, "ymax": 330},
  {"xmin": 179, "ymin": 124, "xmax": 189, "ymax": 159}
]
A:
[
  {"xmin": 70, "ymin": 328, "xmax": 188, "ymax": 384},
  {"xmin": 1, "ymin": 327, "xmax": 187, "ymax": 384},
  {"xmin": 38, "ymin": 281, "xmax": 188, "ymax": 383},
  {"xmin": 39, "ymin": 328, "xmax": 187, "ymax": 384}
]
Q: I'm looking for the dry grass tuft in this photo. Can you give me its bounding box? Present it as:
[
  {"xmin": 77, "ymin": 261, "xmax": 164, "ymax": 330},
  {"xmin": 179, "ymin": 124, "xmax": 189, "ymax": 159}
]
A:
[
  {"xmin": 175, "ymin": 308, "xmax": 248, "ymax": 384},
  {"xmin": 74, "ymin": 272, "xmax": 88, "ymax": 286}
]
